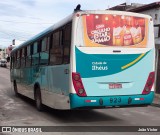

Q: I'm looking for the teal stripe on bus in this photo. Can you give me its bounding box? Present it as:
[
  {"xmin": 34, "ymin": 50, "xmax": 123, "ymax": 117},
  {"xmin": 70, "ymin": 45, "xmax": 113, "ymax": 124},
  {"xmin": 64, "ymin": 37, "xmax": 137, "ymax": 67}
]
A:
[
  {"xmin": 69, "ymin": 92, "xmax": 154, "ymax": 109},
  {"xmin": 75, "ymin": 47, "xmax": 149, "ymax": 78}
]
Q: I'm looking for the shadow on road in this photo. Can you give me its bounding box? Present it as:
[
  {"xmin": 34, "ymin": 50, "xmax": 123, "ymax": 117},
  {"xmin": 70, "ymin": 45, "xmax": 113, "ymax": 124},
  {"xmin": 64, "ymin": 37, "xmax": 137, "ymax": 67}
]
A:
[
  {"xmin": 15, "ymin": 93, "xmax": 122, "ymax": 124},
  {"xmin": 45, "ymin": 108, "xmax": 121, "ymax": 123}
]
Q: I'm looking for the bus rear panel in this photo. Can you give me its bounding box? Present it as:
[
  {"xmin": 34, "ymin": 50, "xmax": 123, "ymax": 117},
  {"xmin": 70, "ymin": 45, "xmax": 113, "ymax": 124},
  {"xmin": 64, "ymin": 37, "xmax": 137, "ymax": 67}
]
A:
[{"xmin": 70, "ymin": 11, "xmax": 155, "ymax": 109}]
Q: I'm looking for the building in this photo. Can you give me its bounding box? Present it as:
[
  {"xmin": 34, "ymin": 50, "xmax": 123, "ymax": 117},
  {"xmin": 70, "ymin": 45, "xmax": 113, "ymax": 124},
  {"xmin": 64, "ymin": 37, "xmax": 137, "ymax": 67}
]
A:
[
  {"xmin": 0, "ymin": 49, "xmax": 6, "ymax": 59},
  {"xmin": 6, "ymin": 45, "xmax": 14, "ymax": 57},
  {"xmin": 5, "ymin": 40, "xmax": 24, "ymax": 60},
  {"xmin": 109, "ymin": 3, "xmax": 145, "ymax": 11}
]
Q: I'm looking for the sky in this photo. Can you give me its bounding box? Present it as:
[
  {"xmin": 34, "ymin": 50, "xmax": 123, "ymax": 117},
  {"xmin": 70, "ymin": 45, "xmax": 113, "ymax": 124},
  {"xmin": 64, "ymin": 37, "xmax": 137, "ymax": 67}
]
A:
[{"xmin": 0, "ymin": 0, "xmax": 159, "ymax": 48}]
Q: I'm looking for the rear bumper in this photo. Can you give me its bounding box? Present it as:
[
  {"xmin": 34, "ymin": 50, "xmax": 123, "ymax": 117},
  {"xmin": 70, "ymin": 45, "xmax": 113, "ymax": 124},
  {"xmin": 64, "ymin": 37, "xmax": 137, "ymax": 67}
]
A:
[{"xmin": 69, "ymin": 92, "xmax": 154, "ymax": 109}]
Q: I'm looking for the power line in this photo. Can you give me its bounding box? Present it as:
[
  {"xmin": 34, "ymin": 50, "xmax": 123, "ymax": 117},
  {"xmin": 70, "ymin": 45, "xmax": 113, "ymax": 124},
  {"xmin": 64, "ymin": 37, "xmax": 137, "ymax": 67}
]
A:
[
  {"xmin": 0, "ymin": 30, "xmax": 31, "ymax": 38},
  {"xmin": 0, "ymin": 19, "xmax": 53, "ymax": 24}
]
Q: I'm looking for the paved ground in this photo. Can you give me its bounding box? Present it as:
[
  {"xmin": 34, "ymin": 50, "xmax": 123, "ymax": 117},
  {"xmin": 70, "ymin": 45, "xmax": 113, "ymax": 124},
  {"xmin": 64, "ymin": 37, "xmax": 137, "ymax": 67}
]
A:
[
  {"xmin": 152, "ymin": 93, "xmax": 160, "ymax": 106},
  {"xmin": 0, "ymin": 67, "xmax": 160, "ymax": 135}
]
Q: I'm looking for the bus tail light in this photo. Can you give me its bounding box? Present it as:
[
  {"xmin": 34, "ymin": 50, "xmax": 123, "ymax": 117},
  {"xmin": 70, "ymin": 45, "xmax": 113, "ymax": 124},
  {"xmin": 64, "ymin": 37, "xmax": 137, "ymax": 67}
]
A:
[
  {"xmin": 72, "ymin": 72, "xmax": 87, "ymax": 97},
  {"xmin": 142, "ymin": 72, "xmax": 155, "ymax": 95}
]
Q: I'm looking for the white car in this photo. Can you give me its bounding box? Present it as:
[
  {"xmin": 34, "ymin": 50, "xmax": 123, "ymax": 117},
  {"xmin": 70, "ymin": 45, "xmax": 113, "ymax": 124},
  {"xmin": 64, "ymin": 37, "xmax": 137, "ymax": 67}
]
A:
[{"xmin": 0, "ymin": 59, "xmax": 7, "ymax": 67}]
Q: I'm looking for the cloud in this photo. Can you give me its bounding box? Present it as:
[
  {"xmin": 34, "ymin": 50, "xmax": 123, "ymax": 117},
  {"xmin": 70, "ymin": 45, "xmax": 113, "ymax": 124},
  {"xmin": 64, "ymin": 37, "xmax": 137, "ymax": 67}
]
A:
[
  {"xmin": 0, "ymin": 29, "xmax": 31, "ymax": 41},
  {"xmin": 20, "ymin": 0, "xmax": 36, "ymax": 6},
  {"xmin": 0, "ymin": 3, "xmax": 26, "ymax": 17},
  {"xmin": 0, "ymin": 0, "xmax": 36, "ymax": 17}
]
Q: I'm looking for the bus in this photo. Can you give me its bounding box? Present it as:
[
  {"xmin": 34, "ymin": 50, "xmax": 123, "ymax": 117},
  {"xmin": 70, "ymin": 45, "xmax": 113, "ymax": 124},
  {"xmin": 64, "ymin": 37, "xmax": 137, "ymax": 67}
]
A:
[{"xmin": 10, "ymin": 10, "xmax": 155, "ymax": 111}]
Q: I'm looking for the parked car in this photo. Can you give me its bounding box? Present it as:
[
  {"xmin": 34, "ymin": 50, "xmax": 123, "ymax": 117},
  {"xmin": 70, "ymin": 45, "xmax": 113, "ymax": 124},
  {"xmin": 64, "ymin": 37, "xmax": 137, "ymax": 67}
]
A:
[{"xmin": 0, "ymin": 59, "xmax": 7, "ymax": 67}]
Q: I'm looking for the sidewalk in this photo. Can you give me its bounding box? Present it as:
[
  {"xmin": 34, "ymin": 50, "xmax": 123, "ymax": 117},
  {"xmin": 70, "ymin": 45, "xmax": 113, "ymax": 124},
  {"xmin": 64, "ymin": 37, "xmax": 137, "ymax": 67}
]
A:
[{"xmin": 152, "ymin": 93, "xmax": 160, "ymax": 107}]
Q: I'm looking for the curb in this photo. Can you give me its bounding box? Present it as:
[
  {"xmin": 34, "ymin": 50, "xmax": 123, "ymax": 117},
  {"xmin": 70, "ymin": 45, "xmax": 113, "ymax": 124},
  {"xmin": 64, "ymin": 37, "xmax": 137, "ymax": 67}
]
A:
[{"xmin": 151, "ymin": 103, "xmax": 160, "ymax": 108}]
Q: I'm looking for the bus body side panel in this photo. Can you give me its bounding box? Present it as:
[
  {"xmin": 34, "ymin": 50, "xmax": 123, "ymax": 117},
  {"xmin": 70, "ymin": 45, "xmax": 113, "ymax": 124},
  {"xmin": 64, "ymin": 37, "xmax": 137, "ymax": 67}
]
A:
[
  {"xmin": 15, "ymin": 65, "xmax": 70, "ymax": 110},
  {"xmin": 20, "ymin": 67, "xmax": 37, "ymax": 99},
  {"xmin": 43, "ymin": 65, "xmax": 70, "ymax": 109},
  {"xmin": 13, "ymin": 68, "xmax": 21, "ymax": 93}
]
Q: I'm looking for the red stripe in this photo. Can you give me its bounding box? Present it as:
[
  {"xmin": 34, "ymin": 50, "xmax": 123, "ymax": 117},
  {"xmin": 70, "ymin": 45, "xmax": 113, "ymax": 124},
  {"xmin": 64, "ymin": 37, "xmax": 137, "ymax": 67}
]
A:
[{"xmin": 85, "ymin": 100, "xmax": 91, "ymax": 102}]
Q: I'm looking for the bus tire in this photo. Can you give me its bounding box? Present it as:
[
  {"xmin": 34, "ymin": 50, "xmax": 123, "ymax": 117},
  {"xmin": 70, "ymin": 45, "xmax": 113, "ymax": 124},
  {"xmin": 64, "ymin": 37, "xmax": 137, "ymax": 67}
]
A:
[
  {"xmin": 13, "ymin": 81, "xmax": 18, "ymax": 96},
  {"xmin": 35, "ymin": 87, "xmax": 43, "ymax": 111}
]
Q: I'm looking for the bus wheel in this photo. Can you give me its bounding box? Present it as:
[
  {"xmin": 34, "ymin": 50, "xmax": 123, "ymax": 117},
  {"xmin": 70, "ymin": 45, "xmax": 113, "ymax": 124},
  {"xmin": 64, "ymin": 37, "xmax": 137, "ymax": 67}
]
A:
[
  {"xmin": 13, "ymin": 81, "xmax": 18, "ymax": 96},
  {"xmin": 35, "ymin": 87, "xmax": 43, "ymax": 111}
]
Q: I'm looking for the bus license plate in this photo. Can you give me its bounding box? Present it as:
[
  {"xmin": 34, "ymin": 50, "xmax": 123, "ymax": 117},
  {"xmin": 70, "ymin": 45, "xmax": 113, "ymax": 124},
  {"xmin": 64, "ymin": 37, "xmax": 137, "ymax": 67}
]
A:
[{"xmin": 109, "ymin": 84, "xmax": 122, "ymax": 89}]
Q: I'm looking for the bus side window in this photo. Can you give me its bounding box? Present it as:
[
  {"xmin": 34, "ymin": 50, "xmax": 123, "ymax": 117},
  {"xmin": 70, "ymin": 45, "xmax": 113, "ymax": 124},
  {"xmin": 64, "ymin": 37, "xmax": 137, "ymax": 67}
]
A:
[
  {"xmin": 32, "ymin": 42, "xmax": 39, "ymax": 66},
  {"xmin": 50, "ymin": 31, "xmax": 63, "ymax": 65},
  {"xmin": 26, "ymin": 45, "xmax": 32, "ymax": 67},
  {"xmin": 21, "ymin": 47, "xmax": 26, "ymax": 68},
  {"xmin": 40, "ymin": 37, "xmax": 49, "ymax": 65},
  {"xmin": 13, "ymin": 53, "xmax": 16, "ymax": 68},
  {"xmin": 10, "ymin": 56, "xmax": 12, "ymax": 69},
  {"xmin": 15, "ymin": 51, "xmax": 18, "ymax": 68},
  {"xmin": 11, "ymin": 56, "xmax": 14, "ymax": 69},
  {"xmin": 17, "ymin": 49, "xmax": 22, "ymax": 68},
  {"xmin": 63, "ymin": 23, "xmax": 71, "ymax": 64}
]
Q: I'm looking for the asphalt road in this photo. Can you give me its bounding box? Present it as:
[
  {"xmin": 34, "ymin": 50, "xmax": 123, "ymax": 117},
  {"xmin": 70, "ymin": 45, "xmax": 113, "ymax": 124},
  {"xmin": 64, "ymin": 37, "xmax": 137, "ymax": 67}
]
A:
[{"xmin": 0, "ymin": 67, "xmax": 160, "ymax": 135}]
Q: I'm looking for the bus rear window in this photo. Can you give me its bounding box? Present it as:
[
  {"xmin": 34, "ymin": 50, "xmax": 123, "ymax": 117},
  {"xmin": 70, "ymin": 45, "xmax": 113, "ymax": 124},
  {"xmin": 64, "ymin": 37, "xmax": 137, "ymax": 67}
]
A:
[{"xmin": 84, "ymin": 14, "xmax": 146, "ymax": 47}]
